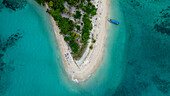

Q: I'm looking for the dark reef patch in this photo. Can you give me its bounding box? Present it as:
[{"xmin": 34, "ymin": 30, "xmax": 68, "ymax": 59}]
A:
[
  {"xmin": 153, "ymin": 6, "xmax": 170, "ymax": 35},
  {"xmin": 125, "ymin": 0, "xmax": 158, "ymax": 9},
  {"xmin": 0, "ymin": 2, "xmax": 3, "ymax": 12},
  {"xmin": 112, "ymin": 0, "xmax": 170, "ymax": 96},
  {"xmin": 2, "ymin": 32, "xmax": 23, "ymax": 52},
  {"xmin": 0, "ymin": 32, "xmax": 23, "ymax": 95},
  {"xmin": 127, "ymin": 0, "xmax": 142, "ymax": 8},
  {"xmin": 152, "ymin": 75, "xmax": 170, "ymax": 94},
  {"xmin": 0, "ymin": 53, "xmax": 9, "ymax": 94},
  {"xmin": 2, "ymin": 0, "xmax": 27, "ymax": 11}
]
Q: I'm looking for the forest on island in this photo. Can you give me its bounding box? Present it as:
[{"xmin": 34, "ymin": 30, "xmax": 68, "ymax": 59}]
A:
[{"xmin": 35, "ymin": 0, "xmax": 97, "ymax": 58}]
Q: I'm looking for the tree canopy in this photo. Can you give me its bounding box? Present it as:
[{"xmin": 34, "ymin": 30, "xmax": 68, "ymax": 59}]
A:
[
  {"xmin": 35, "ymin": 0, "xmax": 97, "ymax": 55},
  {"xmin": 73, "ymin": 11, "xmax": 82, "ymax": 19}
]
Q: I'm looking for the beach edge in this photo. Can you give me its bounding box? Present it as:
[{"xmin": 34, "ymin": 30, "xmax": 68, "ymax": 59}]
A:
[{"xmin": 46, "ymin": 0, "xmax": 111, "ymax": 83}]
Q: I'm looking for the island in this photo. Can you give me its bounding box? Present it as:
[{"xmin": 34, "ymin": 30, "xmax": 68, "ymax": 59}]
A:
[{"xmin": 35, "ymin": 0, "xmax": 109, "ymax": 83}]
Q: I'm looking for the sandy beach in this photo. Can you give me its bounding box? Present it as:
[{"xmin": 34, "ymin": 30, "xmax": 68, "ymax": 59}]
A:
[{"xmin": 46, "ymin": 0, "xmax": 110, "ymax": 83}]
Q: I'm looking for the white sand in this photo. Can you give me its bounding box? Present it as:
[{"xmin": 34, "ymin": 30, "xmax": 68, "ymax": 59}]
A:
[{"xmin": 45, "ymin": 0, "xmax": 110, "ymax": 83}]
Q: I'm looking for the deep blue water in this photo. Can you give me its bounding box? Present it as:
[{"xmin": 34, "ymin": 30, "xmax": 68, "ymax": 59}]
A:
[{"xmin": 0, "ymin": 0, "xmax": 169, "ymax": 96}]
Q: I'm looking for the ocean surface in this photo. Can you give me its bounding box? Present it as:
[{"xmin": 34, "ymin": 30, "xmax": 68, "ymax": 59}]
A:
[{"xmin": 0, "ymin": 0, "xmax": 169, "ymax": 96}]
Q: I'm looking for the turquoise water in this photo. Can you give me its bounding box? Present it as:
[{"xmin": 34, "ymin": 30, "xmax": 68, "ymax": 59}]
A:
[
  {"xmin": 113, "ymin": 0, "xmax": 170, "ymax": 96},
  {"xmin": 0, "ymin": 0, "xmax": 74, "ymax": 95},
  {"xmin": 0, "ymin": 0, "xmax": 169, "ymax": 96}
]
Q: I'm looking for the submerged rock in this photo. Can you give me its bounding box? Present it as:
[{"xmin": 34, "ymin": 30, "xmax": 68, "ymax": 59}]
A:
[
  {"xmin": 154, "ymin": 6, "xmax": 170, "ymax": 35},
  {"xmin": 2, "ymin": 0, "xmax": 27, "ymax": 11},
  {"xmin": 2, "ymin": 32, "xmax": 23, "ymax": 52}
]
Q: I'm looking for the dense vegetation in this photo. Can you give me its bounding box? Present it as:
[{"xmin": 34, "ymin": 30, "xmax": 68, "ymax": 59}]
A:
[{"xmin": 35, "ymin": 0, "xmax": 97, "ymax": 57}]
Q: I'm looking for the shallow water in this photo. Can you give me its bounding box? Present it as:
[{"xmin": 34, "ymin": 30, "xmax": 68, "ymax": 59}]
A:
[
  {"xmin": 113, "ymin": 0, "xmax": 170, "ymax": 96},
  {"xmin": 0, "ymin": 0, "xmax": 73, "ymax": 95},
  {"xmin": 0, "ymin": 0, "xmax": 169, "ymax": 96}
]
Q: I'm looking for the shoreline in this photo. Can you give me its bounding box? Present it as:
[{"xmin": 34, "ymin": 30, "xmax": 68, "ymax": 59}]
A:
[{"xmin": 46, "ymin": 0, "xmax": 110, "ymax": 83}]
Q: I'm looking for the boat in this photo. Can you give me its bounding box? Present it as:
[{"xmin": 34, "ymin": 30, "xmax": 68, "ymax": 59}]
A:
[{"xmin": 107, "ymin": 18, "xmax": 119, "ymax": 24}]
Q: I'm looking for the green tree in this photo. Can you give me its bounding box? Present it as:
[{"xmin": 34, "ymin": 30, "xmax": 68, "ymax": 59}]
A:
[
  {"xmin": 72, "ymin": 32, "xmax": 79, "ymax": 40},
  {"xmin": 70, "ymin": 41, "xmax": 79, "ymax": 53},
  {"xmin": 76, "ymin": 25, "xmax": 80, "ymax": 30},
  {"xmin": 92, "ymin": 39, "xmax": 96, "ymax": 43},
  {"xmin": 73, "ymin": 11, "xmax": 82, "ymax": 19},
  {"xmin": 89, "ymin": 45, "xmax": 93, "ymax": 50},
  {"xmin": 48, "ymin": 1, "xmax": 53, "ymax": 7},
  {"xmin": 64, "ymin": 36, "xmax": 74, "ymax": 41},
  {"xmin": 91, "ymin": 10, "xmax": 96, "ymax": 16}
]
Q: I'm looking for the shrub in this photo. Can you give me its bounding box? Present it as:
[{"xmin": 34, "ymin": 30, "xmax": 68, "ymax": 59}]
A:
[
  {"xmin": 89, "ymin": 45, "xmax": 93, "ymax": 50},
  {"xmin": 73, "ymin": 11, "xmax": 82, "ymax": 19}
]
